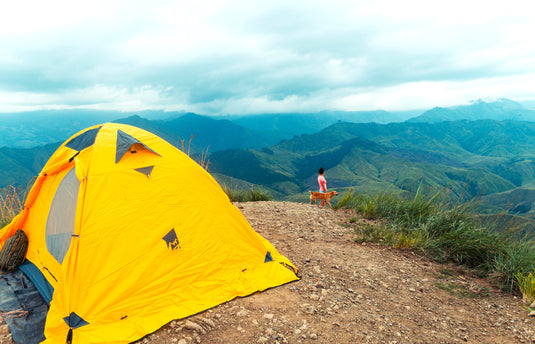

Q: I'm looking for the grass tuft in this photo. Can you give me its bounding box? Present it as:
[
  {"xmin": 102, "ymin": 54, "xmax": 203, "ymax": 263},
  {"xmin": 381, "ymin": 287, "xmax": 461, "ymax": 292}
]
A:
[
  {"xmin": 222, "ymin": 184, "xmax": 272, "ymax": 202},
  {"xmin": 515, "ymin": 270, "xmax": 535, "ymax": 303},
  {"xmin": 339, "ymin": 187, "xmax": 535, "ymax": 293},
  {"xmin": 0, "ymin": 186, "xmax": 26, "ymax": 228}
]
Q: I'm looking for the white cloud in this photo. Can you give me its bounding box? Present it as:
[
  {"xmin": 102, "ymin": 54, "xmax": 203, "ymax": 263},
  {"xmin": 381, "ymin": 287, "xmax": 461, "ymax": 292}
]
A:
[{"xmin": 1, "ymin": 0, "xmax": 535, "ymax": 114}]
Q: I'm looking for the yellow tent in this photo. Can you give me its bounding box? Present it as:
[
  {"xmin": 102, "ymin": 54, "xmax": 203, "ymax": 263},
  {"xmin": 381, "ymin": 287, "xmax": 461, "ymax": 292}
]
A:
[{"xmin": 0, "ymin": 123, "xmax": 299, "ymax": 344}]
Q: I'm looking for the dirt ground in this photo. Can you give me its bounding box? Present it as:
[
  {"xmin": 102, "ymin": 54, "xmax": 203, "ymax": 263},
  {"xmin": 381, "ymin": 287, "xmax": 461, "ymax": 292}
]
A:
[{"xmin": 2, "ymin": 201, "xmax": 535, "ymax": 344}]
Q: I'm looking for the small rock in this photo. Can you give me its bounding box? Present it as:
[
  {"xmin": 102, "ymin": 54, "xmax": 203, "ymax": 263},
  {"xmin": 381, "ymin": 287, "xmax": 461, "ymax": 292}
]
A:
[
  {"xmin": 200, "ymin": 317, "xmax": 215, "ymax": 328},
  {"xmin": 184, "ymin": 320, "xmax": 205, "ymax": 334},
  {"xmin": 263, "ymin": 313, "xmax": 275, "ymax": 320},
  {"xmin": 530, "ymin": 300, "xmax": 535, "ymax": 308},
  {"xmin": 529, "ymin": 310, "xmax": 535, "ymax": 317},
  {"xmin": 310, "ymin": 333, "xmax": 318, "ymax": 340},
  {"xmin": 258, "ymin": 337, "xmax": 269, "ymax": 343},
  {"xmin": 306, "ymin": 306, "xmax": 317, "ymax": 314}
]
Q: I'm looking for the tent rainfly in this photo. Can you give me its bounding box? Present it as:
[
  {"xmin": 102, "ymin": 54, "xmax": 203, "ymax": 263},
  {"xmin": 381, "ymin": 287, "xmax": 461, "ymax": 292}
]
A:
[{"xmin": 0, "ymin": 123, "xmax": 299, "ymax": 344}]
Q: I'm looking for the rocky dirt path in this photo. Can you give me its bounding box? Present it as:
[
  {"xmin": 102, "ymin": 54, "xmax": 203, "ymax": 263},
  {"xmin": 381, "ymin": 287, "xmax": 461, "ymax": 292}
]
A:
[{"xmin": 2, "ymin": 201, "xmax": 534, "ymax": 344}]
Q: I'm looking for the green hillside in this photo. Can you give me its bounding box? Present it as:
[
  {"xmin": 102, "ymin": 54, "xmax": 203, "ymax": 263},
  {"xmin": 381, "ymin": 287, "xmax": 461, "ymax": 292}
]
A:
[
  {"xmin": 209, "ymin": 120, "xmax": 535, "ymax": 224},
  {"xmin": 0, "ymin": 144, "xmax": 59, "ymax": 187},
  {"xmin": 3, "ymin": 111, "xmax": 535, "ymax": 231}
]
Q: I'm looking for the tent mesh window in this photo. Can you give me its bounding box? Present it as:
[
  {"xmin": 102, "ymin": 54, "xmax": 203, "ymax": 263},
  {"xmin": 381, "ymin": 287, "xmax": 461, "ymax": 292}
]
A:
[{"xmin": 46, "ymin": 167, "xmax": 80, "ymax": 264}]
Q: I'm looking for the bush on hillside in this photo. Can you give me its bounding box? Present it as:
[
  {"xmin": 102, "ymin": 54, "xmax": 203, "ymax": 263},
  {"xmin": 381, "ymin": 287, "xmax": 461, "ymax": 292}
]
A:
[
  {"xmin": 339, "ymin": 188, "xmax": 535, "ymax": 293},
  {"xmin": 516, "ymin": 270, "xmax": 535, "ymax": 303},
  {"xmin": 222, "ymin": 184, "xmax": 272, "ymax": 202}
]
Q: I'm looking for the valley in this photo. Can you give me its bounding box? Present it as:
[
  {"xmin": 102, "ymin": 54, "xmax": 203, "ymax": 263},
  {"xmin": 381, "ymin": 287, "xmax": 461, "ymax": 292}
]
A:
[{"xmin": 2, "ymin": 99, "xmax": 535, "ymax": 232}]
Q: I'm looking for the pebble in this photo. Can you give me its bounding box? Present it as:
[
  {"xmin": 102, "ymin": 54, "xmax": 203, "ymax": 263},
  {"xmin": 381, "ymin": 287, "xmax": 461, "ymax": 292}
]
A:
[
  {"xmin": 263, "ymin": 313, "xmax": 275, "ymax": 320},
  {"xmin": 184, "ymin": 321, "xmax": 205, "ymax": 334}
]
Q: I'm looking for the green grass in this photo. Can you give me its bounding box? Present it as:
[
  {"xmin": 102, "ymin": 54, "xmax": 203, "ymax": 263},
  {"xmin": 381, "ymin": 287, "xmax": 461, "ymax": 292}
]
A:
[
  {"xmin": 339, "ymin": 187, "xmax": 535, "ymax": 293},
  {"xmin": 222, "ymin": 184, "xmax": 272, "ymax": 202},
  {"xmin": 515, "ymin": 270, "xmax": 535, "ymax": 303}
]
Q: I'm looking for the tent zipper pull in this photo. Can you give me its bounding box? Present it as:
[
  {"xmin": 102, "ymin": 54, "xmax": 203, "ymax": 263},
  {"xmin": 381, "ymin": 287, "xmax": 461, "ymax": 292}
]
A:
[{"xmin": 66, "ymin": 328, "xmax": 73, "ymax": 343}]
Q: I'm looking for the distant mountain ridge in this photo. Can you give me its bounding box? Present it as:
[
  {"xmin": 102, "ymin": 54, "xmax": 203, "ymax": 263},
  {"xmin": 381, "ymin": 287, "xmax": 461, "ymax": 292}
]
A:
[
  {"xmin": 408, "ymin": 98, "xmax": 535, "ymax": 123},
  {"xmin": 0, "ymin": 108, "xmax": 418, "ymax": 149},
  {"xmin": 208, "ymin": 119, "xmax": 535, "ymax": 225},
  {"xmin": 114, "ymin": 113, "xmax": 275, "ymax": 153},
  {"xmin": 3, "ymin": 98, "xmax": 535, "ymax": 231},
  {"xmin": 0, "ymin": 98, "xmax": 532, "ymax": 149}
]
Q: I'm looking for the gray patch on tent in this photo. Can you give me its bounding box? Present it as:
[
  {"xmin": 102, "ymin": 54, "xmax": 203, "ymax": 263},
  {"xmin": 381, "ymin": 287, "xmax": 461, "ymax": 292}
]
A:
[
  {"xmin": 63, "ymin": 312, "xmax": 89, "ymax": 328},
  {"xmin": 116, "ymin": 129, "xmax": 161, "ymax": 163},
  {"xmin": 65, "ymin": 126, "xmax": 102, "ymax": 151},
  {"xmin": 163, "ymin": 229, "xmax": 180, "ymax": 250},
  {"xmin": 134, "ymin": 165, "xmax": 154, "ymax": 178},
  {"xmin": 45, "ymin": 167, "xmax": 79, "ymax": 264}
]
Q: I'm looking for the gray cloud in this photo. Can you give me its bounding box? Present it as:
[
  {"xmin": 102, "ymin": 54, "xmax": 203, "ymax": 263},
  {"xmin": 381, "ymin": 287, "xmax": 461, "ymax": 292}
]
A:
[{"xmin": 1, "ymin": 0, "xmax": 534, "ymax": 114}]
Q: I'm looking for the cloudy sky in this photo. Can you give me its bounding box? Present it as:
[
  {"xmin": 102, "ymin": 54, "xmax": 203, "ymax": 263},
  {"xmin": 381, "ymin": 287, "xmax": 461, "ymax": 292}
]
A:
[{"xmin": 1, "ymin": 0, "xmax": 534, "ymax": 115}]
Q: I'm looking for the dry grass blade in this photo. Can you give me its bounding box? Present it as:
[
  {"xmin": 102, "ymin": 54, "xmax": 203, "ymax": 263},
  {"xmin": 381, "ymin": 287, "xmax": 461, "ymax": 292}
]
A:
[{"xmin": 0, "ymin": 185, "xmax": 26, "ymax": 227}]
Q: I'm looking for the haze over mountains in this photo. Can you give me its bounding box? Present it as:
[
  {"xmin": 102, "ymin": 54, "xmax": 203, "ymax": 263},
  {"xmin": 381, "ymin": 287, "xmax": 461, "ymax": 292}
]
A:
[{"xmin": 2, "ymin": 98, "xmax": 535, "ymax": 229}]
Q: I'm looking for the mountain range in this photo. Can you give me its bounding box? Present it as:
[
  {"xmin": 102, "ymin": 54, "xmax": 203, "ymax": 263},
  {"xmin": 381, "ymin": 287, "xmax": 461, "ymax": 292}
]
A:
[{"xmin": 2, "ymin": 98, "xmax": 535, "ymax": 229}]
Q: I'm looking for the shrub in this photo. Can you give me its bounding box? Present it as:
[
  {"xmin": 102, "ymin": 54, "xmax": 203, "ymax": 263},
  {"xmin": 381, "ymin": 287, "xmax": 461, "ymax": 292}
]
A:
[
  {"xmin": 222, "ymin": 184, "xmax": 272, "ymax": 202},
  {"xmin": 493, "ymin": 241, "xmax": 535, "ymax": 292},
  {"xmin": 516, "ymin": 270, "xmax": 535, "ymax": 302},
  {"xmin": 339, "ymin": 188, "xmax": 535, "ymax": 293}
]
